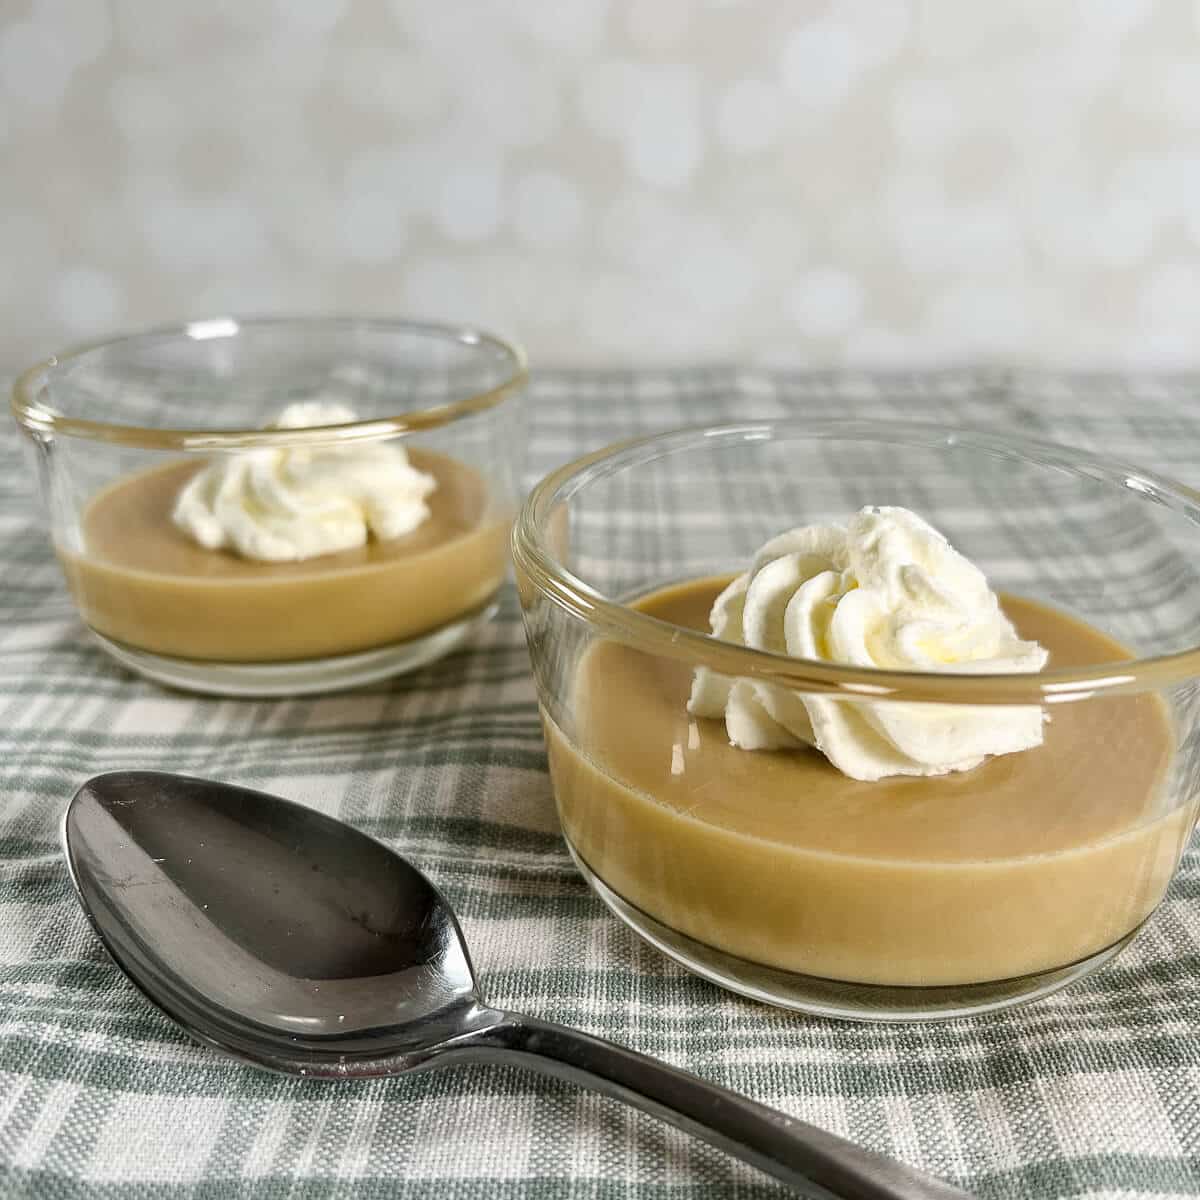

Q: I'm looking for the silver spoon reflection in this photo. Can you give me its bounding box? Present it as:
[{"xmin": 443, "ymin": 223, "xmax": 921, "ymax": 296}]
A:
[{"xmin": 63, "ymin": 771, "xmax": 970, "ymax": 1200}]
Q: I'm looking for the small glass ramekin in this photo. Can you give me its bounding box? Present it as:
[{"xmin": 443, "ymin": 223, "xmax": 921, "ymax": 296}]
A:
[
  {"xmin": 12, "ymin": 317, "xmax": 525, "ymax": 696},
  {"xmin": 513, "ymin": 420, "xmax": 1200, "ymax": 1021}
]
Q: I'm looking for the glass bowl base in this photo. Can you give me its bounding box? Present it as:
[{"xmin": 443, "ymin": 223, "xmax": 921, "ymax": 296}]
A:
[
  {"xmin": 87, "ymin": 599, "xmax": 500, "ymax": 697},
  {"xmin": 566, "ymin": 840, "xmax": 1140, "ymax": 1023}
]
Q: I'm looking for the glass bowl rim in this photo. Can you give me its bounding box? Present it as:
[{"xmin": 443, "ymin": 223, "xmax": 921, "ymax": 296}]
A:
[
  {"xmin": 512, "ymin": 418, "xmax": 1200, "ymax": 705},
  {"xmin": 10, "ymin": 315, "xmax": 527, "ymax": 451}
]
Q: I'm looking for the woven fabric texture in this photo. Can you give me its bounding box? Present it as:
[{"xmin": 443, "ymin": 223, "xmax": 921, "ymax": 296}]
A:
[{"xmin": 2, "ymin": 369, "xmax": 1200, "ymax": 1199}]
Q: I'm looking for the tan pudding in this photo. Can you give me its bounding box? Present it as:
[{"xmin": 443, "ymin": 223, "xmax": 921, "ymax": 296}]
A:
[
  {"xmin": 545, "ymin": 577, "xmax": 1193, "ymax": 987},
  {"xmin": 59, "ymin": 450, "xmax": 509, "ymax": 662}
]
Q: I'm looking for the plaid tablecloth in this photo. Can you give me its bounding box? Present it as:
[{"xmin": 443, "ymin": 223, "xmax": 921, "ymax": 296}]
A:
[{"xmin": 3, "ymin": 368, "xmax": 1200, "ymax": 1200}]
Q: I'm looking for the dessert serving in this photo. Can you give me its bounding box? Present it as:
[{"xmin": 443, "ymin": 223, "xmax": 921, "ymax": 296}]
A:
[
  {"xmin": 58, "ymin": 400, "xmax": 508, "ymax": 664},
  {"xmin": 515, "ymin": 422, "xmax": 1200, "ymax": 1019},
  {"xmin": 549, "ymin": 525, "xmax": 1181, "ymax": 988},
  {"xmin": 13, "ymin": 318, "xmax": 525, "ymax": 694}
]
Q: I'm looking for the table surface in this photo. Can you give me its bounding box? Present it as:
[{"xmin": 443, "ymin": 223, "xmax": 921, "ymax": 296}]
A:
[{"xmin": 3, "ymin": 368, "xmax": 1200, "ymax": 1200}]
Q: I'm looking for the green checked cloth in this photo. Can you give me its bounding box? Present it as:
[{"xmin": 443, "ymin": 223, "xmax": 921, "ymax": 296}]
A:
[{"xmin": 3, "ymin": 368, "xmax": 1200, "ymax": 1200}]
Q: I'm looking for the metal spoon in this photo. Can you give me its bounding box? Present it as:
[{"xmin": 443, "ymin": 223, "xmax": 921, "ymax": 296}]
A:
[{"xmin": 63, "ymin": 771, "xmax": 971, "ymax": 1200}]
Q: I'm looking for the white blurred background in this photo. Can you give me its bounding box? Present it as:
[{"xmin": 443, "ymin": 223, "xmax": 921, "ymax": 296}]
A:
[{"xmin": 3, "ymin": 0, "xmax": 1199, "ymax": 368}]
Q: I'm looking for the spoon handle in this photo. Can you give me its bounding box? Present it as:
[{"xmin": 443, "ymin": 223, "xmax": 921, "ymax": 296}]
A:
[{"xmin": 448, "ymin": 1013, "xmax": 971, "ymax": 1199}]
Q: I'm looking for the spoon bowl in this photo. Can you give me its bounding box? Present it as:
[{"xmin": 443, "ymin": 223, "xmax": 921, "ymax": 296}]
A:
[
  {"xmin": 65, "ymin": 771, "xmax": 492, "ymax": 1073},
  {"xmin": 64, "ymin": 771, "xmax": 971, "ymax": 1197}
]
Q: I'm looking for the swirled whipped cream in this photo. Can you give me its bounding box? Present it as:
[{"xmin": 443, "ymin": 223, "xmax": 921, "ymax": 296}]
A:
[
  {"xmin": 688, "ymin": 507, "xmax": 1048, "ymax": 782},
  {"xmin": 172, "ymin": 401, "xmax": 436, "ymax": 562}
]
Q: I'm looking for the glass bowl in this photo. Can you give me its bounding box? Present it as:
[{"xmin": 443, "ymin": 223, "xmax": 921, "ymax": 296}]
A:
[
  {"xmin": 512, "ymin": 420, "xmax": 1200, "ymax": 1021},
  {"xmin": 12, "ymin": 317, "xmax": 525, "ymax": 696}
]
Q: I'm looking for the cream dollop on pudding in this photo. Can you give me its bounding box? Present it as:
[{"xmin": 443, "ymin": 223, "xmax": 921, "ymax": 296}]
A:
[
  {"xmin": 172, "ymin": 401, "xmax": 437, "ymax": 562},
  {"xmin": 688, "ymin": 506, "xmax": 1049, "ymax": 781}
]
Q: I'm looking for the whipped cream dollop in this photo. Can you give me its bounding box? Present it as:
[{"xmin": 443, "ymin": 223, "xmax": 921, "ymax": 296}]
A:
[
  {"xmin": 688, "ymin": 507, "xmax": 1049, "ymax": 782},
  {"xmin": 172, "ymin": 401, "xmax": 437, "ymax": 562}
]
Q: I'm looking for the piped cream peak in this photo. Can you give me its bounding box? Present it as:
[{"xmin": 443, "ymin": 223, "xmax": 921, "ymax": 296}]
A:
[
  {"xmin": 688, "ymin": 507, "xmax": 1048, "ymax": 781},
  {"xmin": 172, "ymin": 401, "xmax": 436, "ymax": 562}
]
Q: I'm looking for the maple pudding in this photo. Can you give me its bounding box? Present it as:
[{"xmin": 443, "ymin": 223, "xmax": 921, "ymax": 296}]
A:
[
  {"xmin": 13, "ymin": 317, "xmax": 526, "ymax": 694},
  {"xmin": 547, "ymin": 576, "xmax": 1185, "ymax": 989},
  {"xmin": 60, "ymin": 449, "xmax": 508, "ymax": 663},
  {"xmin": 514, "ymin": 422, "xmax": 1200, "ymax": 1018}
]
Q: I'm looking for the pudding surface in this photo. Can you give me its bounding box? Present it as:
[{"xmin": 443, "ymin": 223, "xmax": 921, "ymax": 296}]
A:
[
  {"xmin": 547, "ymin": 576, "xmax": 1191, "ymax": 986},
  {"xmin": 59, "ymin": 449, "xmax": 508, "ymax": 662}
]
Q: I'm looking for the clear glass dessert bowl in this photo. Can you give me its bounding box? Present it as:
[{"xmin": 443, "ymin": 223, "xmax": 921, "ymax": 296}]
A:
[
  {"xmin": 512, "ymin": 420, "xmax": 1200, "ymax": 1021},
  {"xmin": 12, "ymin": 317, "xmax": 525, "ymax": 696}
]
